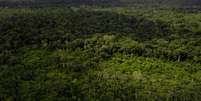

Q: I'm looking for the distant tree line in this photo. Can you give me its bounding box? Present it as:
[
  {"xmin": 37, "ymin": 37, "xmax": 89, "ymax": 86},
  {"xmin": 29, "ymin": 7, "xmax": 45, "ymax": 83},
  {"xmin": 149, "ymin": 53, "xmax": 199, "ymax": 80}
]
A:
[{"xmin": 0, "ymin": 0, "xmax": 201, "ymax": 8}]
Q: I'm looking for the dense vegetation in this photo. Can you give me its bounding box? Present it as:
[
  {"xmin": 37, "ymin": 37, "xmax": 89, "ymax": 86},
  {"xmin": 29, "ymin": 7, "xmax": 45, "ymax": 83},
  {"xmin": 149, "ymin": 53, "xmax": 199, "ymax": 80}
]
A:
[{"xmin": 0, "ymin": 6, "xmax": 201, "ymax": 101}]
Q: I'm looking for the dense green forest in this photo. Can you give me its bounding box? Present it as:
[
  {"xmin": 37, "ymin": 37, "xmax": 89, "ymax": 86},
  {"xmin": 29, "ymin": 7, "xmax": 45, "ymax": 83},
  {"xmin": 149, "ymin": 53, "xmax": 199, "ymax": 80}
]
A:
[{"xmin": 0, "ymin": 2, "xmax": 201, "ymax": 101}]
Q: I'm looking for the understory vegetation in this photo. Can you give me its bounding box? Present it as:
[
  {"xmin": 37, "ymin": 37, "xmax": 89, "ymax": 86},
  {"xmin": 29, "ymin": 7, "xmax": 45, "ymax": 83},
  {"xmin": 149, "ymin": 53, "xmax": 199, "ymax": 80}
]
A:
[{"xmin": 0, "ymin": 7, "xmax": 201, "ymax": 101}]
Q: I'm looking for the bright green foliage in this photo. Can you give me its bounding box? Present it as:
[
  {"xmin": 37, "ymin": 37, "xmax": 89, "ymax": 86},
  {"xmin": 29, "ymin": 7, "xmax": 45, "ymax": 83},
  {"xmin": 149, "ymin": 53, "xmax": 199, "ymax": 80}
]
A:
[{"xmin": 89, "ymin": 54, "xmax": 201, "ymax": 101}]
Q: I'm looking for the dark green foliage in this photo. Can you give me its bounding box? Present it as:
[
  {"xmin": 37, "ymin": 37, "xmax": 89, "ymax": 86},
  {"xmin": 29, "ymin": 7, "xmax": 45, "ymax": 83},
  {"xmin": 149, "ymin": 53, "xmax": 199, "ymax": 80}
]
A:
[{"xmin": 0, "ymin": 8, "xmax": 172, "ymax": 52}]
